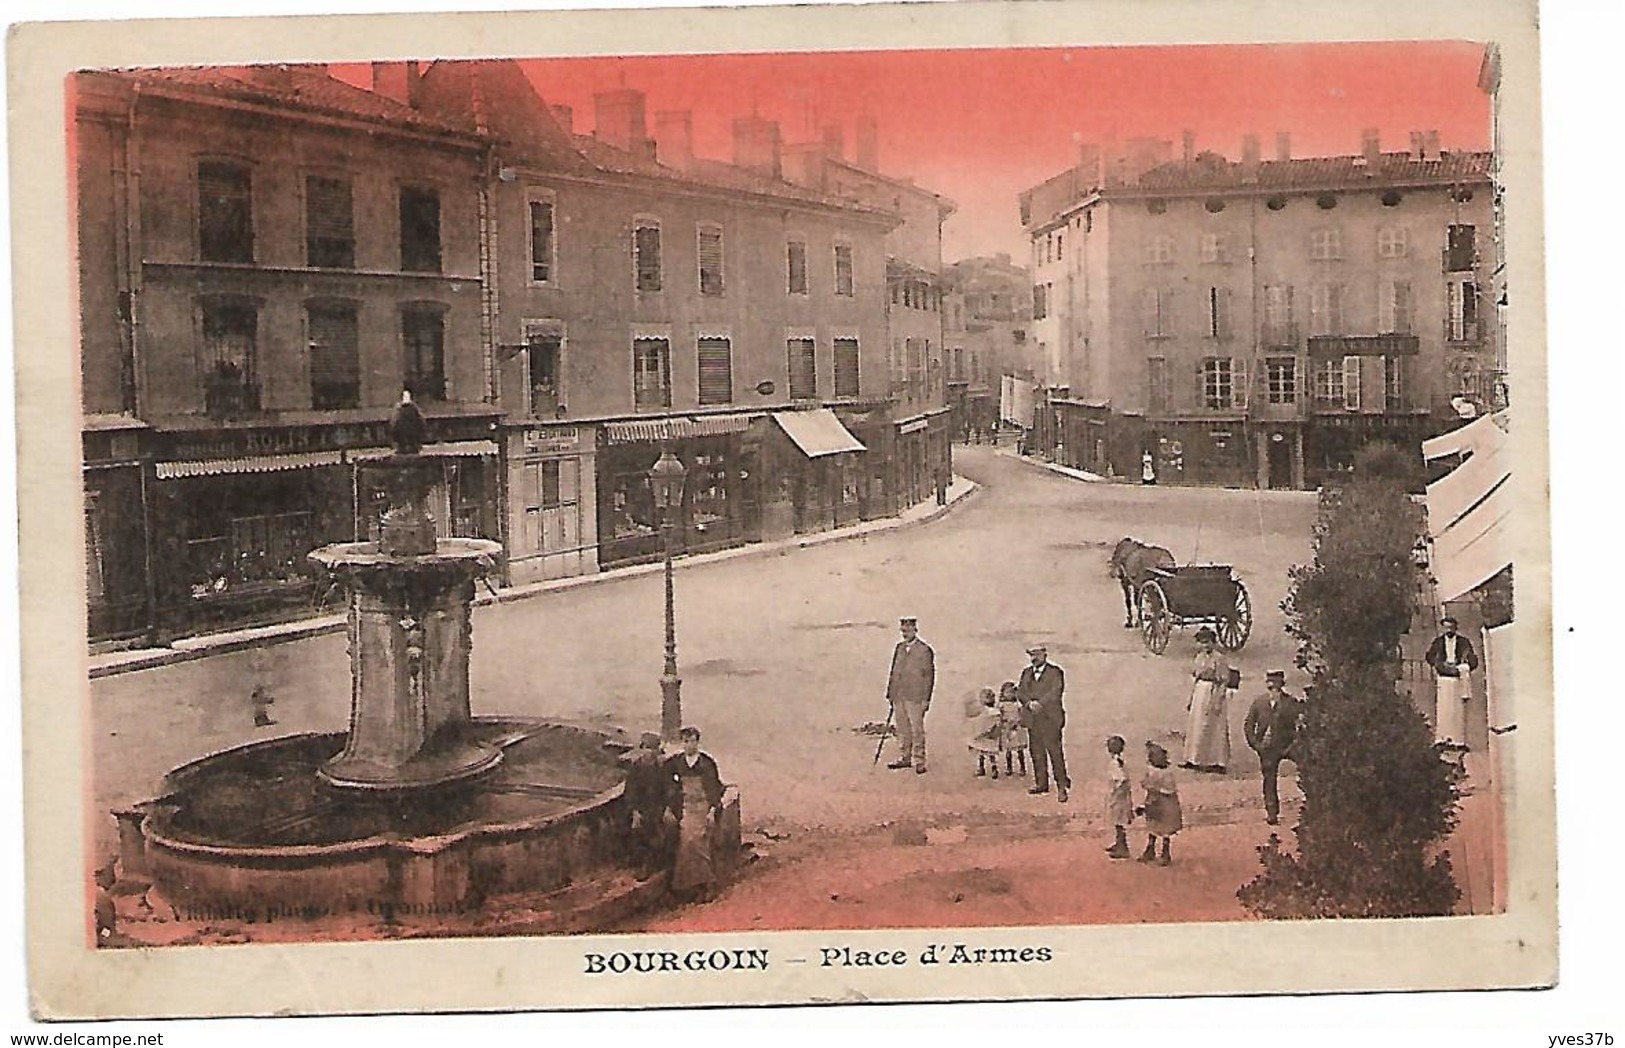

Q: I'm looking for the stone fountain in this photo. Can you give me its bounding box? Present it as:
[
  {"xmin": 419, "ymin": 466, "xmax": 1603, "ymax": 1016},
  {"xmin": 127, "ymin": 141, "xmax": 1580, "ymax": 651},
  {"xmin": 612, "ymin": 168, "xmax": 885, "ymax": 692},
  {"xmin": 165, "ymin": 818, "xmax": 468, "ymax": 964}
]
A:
[{"xmin": 111, "ymin": 394, "xmax": 681, "ymax": 934}]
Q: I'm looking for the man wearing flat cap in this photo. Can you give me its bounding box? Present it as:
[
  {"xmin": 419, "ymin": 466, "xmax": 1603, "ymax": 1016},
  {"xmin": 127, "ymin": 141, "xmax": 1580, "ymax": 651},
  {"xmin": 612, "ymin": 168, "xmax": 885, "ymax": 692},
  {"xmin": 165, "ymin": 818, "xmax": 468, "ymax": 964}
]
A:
[
  {"xmin": 885, "ymin": 617, "xmax": 935, "ymax": 773},
  {"xmin": 1017, "ymin": 644, "xmax": 1070, "ymax": 802},
  {"xmin": 622, "ymin": 731, "xmax": 674, "ymax": 875},
  {"xmin": 1244, "ymin": 671, "xmax": 1305, "ymax": 825}
]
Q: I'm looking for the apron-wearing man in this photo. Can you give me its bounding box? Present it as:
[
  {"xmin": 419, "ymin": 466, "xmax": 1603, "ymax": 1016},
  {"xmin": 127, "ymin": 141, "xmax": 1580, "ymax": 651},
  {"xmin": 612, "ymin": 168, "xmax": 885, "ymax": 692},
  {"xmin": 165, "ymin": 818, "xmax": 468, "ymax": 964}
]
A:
[
  {"xmin": 886, "ymin": 617, "xmax": 936, "ymax": 773},
  {"xmin": 1426, "ymin": 616, "xmax": 1479, "ymax": 752}
]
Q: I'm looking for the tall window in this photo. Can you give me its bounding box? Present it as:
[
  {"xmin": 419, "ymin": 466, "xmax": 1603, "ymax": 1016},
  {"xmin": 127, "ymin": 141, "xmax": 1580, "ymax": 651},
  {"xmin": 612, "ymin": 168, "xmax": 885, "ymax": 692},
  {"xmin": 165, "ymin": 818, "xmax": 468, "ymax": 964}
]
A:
[
  {"xmin": 1309, "ymin": 227, "xmax": 1342, "ymax": 260},
  {"xmin": 1266, "ymin": 357, "xmax": 1297, "ymax": 404},
  {"xmin": 1378, "ymin": 279, "xmax": 1413, "ymax": 334},
  {"xmin": 1141, "ymin": 287, "xmax": 1173, "ymax": 338},
  {"xmin": 697, "ymin": 337, "xmax": 732, "ymax": 406},
  {"xmin": 1263, "ymin": 284, "xmax": 1295, "ymax": 346},
  {"xmin": 529, "ymin": 198, "xmax": 556, "ymax": 284},
  {"xmin": 1385, "ymin": 356, "xmax": 1406, "ymax": 411},
  {"xmin": 787, "ymin": 239, "xmax": 809, "ymax": 295},
  {"xmin": 198, "ymin": 160, "xmax": 253, "ymax": 263},
  {"xmin": 399, "ymin": 186, "xmax": 442, "ymax": 273},
  {"xmin": 1376, "ymin": 226, "xmax": 1408, "ymax": 259},
  {"xmin": 307, "ymin": 301, "xmax": 360, "ymax": 409},
  {"xmin": 1202, "ymin": 357, "xmax": 1235, "ymax": 410},
  {"xmin": 1445, "ymin": 224, "xmax": 1476, "ymax": 272},
  {"xmin": 1146, "ymin": 356, "xmax": 1169, "ymax": 414},
  {"xmin": 1447, "ymin": 281, "xmax": 1479, "ymax": 341},
  {"xmin": 1145, "ymin": 234, "xmax": 1174, "ymax": 265},
  {"xmin": 1033, "ymin": 284, "xmax": 1048, "ymax": 320},
  {"xmin": 787, "ymin": 338, "xmax": 817, "ymax": 399},
  {"xmin": 201, "ymin": 297, "xmax": 259, "ymax": 415},
  {"xmin": 1206, "ymin": 287, "xmax": 1232, "ymax": 339},
  {"xmin": 1308, "ymin": 284, "xmax": 1345, "ymax": 337},
  {"xmin": 528, "ymin": 330, "xmax": 562, "ymax": 415},
  {"xmin": 1199, "ymin": 233, "xmax": 1228, "ymax": 264},
  {"xmin": 1314, "ymin": 358, "xmax": 1345, "ymax": 405},
  {"xmin": 834, "ymin": 338, "xmax": 860, "ymax": 398},
  {"xmin": 402, "ymin": 307, "xmax": 446, "ymax": 400},
  {"xmin": 633, "ymin": 220, "xmax": 663, "ymax": 292},
  {"xmin": 697, "ymin": 224, "xmax": 724, "ymax": 296},
  {"xmin": 633, "ymin": 337, "xmax": 671, "ymax": 409},
  {"xmin": 834, "ymin": 243, "xmax": 855, "ymax": 297},
  {"xmin": 305, "ymin": 175, "xmax": 354, "ymax": 268}
]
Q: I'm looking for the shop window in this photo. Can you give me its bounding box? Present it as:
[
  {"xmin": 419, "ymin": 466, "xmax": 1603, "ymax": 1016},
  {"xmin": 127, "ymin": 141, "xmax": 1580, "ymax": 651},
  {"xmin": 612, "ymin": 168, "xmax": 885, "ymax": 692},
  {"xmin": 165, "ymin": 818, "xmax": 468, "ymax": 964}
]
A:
[
  {"xmin": 689, "ymin": 453, "xmax": 730, "ymax": 533},
  {"xmin": 307, "ymin": 301, "xmax": 360, "ymax": 409},
  {"xmin": 697, "ymin": 337, "xmax": 733, "ymax": 406},
  {"xmin": 1266, "ymin": 357, "xmax": 1297, "ymax": 404},
  {"xmin": 201, "ymin": 296, "xmax": 259, "ymax": 417},
  {"xmin": 529, "ymin": 197, "xmax": 556, "ymax": 284},
  {"xmin": 787, "ymin": 337, "xmax": 817, "ymax": 399},
  {"xmin": 184, "ymin": 479, "xmax": 316, "ymax": 599},
  {"xmin": 399, "ymin": 185, "xmax": 442, "ymax": 273},
  {"xmin": 305, "ymin": 175, "xmax": 354, "ymax": 269},
  {"xmin": 834, "ymin": 338, "xmax": 860, "ymax": 398},
  {"xmin": 780, "ymin": 239, "xmax": 810, "ymax": 296},
  {"xmin": 528, "ymin": 331, "xmax": 563, "ymax": 415},
  {"xmin": 449, "ymin": 461, "xmax": 487, "ymax": 538},
  {"xmin": 634, "ymin": 220, "xmax": 662, "ymax": 293},
  {"xmin": 834, "ymin": 243, "xmax": 855, "ymax": 296},
  {"xmin": 698, "ymin": 224, "xmax": 725, "ymax": 296},
  {"xmin": 402, "ymin": 306, "xmax": 447, "ymax": 400},
  {"xmin": 608, "ymin": 470, "xmax": 659, "ymax": 541},
  {"xmin": 198, "ymin": 160, "xmax": 253, "ymax": 263},
  {"xmin": 633, "ymin": 337, "xmax": 672, "ymax": 409}
]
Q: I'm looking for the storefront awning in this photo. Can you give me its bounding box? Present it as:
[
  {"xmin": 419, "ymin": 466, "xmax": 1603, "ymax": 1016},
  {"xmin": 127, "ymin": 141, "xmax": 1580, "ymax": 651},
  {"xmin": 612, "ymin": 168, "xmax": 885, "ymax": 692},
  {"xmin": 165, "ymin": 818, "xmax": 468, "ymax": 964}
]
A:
[
  {"xmin": 348, "ymin": 440, "xmax": 500, "ymax": 462},
  {"xmin": 1425, "ymin": 439, "xmax": 1510, "ymax": 538},
  {"xmin": 604, "ymin": 415, "xmax": 754, "ymax": 445},
  {"xmin": 1422, "ymin": 410, "xmax": 1509, "ymax": 462},
  {"xmin": 1432, "ymin": 477, "xmax": 1513, "ymax": 603},
  {"xmin": 156, "ymin": 450, "xmax": 345, "ymax": 479},
  {"xmin": 773, "ymin": 409, "xmax": 867, "ymax": 458}
]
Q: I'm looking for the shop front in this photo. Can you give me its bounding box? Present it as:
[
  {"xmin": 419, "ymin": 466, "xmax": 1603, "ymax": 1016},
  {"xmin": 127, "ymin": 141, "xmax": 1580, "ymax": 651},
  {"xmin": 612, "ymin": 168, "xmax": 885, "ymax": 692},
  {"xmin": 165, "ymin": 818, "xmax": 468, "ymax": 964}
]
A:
[
  {"xmin": 1304, "ymin": 414, "xmax": 1436, "ymax": 489},
  {"xmin": 1056, "ymin": 400, "xmax": 1111, "ymax": 475},
  {"xmin": 1139, "ymin": 419, "xmax": 1252, "ymax": 488},
  {"xmin": 504, "ymin": 424, "xmax": 598, "ymax": 585},
  {"xmin": 597, "ymin": 415, "xmax": 753, "ymax": 569},
  {"xmin": 833, "ymin": 404, "xmax": 895, "ymax": 520},
  {"xmin": 764, "ymin": 408, "xmax": 868, "ymax": 536},
  {"xmin": 83, "ymin": 417, "xmax": 151, "ymax": 645}
]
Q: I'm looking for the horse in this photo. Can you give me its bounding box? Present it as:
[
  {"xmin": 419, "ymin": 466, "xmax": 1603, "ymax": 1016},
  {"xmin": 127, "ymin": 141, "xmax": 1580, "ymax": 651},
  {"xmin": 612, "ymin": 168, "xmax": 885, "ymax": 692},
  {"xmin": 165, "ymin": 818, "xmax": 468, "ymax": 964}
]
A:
[{"xmin": 1109, "ymin": 537, "xmax": 1176, "ymax": 628}]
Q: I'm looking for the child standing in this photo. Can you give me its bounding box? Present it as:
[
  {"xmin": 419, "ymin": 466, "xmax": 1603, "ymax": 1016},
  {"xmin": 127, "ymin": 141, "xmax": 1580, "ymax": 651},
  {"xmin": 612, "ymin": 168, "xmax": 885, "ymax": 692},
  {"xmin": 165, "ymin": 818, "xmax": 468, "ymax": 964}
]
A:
[
  {"xmin": 1104, "ymin": 736, "xmax": 1133, "ymax": 859},
  {"xmin": 997, "ymin": 681, "xmax": 1029, "ymax": 778},
  {"xmin": 1138, "ymin": 741, "xmax": 1183, "ymax": 866},
  {"xmin": 967, "ymin": 688, "xmax": 1003, "ymax": 778}
]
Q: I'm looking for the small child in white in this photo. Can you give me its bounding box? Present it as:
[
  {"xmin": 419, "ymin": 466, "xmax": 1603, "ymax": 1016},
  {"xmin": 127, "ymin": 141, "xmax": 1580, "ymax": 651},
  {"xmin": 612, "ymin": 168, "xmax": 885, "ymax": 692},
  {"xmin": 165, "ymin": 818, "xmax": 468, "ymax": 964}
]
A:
[
  {"xmin": 1104, "ymin": 735, "xmax": 1133, "ymax": 859},
  {"xmin": 967, "ymin": 687, "xmax": 1003, "ymax": 778},
  {"xmin": 997, "ymin": 680, "xmax": 1029, "ymax": 778}
]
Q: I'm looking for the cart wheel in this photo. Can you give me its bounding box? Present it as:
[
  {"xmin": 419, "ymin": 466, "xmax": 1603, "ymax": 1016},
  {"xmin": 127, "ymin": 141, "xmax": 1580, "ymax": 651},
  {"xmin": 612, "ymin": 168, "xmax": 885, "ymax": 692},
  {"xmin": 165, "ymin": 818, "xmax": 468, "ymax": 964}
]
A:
[
  {"xmin": 1218, "ymin": 582, "xmax": 1252, "ymax": 651},
  {"xmin": 1140, "ymin": 581, "xmax": 1171, "ymax": 655}
]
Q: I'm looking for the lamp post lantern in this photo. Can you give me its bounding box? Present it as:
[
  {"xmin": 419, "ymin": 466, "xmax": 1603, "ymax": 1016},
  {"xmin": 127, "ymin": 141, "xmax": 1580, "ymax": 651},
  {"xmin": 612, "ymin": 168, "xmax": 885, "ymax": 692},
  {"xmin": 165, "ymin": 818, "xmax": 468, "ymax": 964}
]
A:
[{"xmin": 649, "ymin": 449, "xmax": 688, "ymax": 741}]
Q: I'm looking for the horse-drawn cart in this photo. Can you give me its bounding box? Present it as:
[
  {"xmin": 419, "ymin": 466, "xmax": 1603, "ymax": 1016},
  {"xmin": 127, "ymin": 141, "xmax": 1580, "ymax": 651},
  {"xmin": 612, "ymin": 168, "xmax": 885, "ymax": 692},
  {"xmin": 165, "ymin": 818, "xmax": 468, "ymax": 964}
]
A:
[{"xmin": 1138, "ymin": 564, "xmax": 1252, "ymax": 655}]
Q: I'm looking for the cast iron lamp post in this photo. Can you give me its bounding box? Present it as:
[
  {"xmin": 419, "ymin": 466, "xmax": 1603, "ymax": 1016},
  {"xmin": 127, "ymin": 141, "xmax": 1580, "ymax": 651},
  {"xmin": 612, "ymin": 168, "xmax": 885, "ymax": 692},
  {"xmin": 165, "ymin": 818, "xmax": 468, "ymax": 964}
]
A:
[{"xmin": 649, "ymin": 449, "xmax": 688, "ymax": 741}]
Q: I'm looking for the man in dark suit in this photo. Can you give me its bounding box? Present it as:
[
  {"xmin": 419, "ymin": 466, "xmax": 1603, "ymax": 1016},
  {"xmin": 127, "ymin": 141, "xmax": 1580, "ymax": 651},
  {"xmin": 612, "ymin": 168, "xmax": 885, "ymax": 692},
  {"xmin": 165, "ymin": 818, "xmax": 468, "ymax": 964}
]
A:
[
  {"xmin": 1243, "ymin": 670, "xmax": 1306, "ymax": 825},
  {"xmin": 1017, "ymin": 645, "xmax": 1069, "ymax": 802},
  {"xmin": 885, "ymin": 617, "xmax": 935, "ymax": 774}
]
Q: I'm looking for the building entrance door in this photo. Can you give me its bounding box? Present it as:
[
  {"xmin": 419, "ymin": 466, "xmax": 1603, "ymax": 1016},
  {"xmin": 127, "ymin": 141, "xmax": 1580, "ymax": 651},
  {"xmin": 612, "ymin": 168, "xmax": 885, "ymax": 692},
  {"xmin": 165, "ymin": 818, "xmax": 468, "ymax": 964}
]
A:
[{"xmin": 1268, "ymin": 433, "xmax": 1294, "ymax": 489}]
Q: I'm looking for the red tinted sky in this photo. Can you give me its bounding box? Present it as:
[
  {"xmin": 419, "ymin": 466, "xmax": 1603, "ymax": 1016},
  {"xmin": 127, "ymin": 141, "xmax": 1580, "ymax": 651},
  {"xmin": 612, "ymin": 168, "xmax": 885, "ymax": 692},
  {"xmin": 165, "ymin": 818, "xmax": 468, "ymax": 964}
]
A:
[{"xmin": 499, "ymin": 42, "xmax": 1490, "ymax": 259}]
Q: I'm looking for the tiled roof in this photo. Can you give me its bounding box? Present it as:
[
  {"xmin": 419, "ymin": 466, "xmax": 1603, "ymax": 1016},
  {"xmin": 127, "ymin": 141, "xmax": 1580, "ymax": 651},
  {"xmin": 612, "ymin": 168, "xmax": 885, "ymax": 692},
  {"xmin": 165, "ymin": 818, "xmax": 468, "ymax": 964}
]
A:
[
  {"xmin": 113, "ymin": 66, "xmax": 476, "ymax": 139},
  {"xmin": 1130, "ymin": 150, "xmax": 1493, "ymax": 194}
]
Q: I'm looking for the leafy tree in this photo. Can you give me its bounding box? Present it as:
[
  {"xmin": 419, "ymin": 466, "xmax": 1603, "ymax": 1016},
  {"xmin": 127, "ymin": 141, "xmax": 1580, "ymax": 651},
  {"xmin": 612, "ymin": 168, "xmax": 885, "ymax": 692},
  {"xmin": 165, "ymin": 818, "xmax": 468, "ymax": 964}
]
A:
[{"xmin": 1240, "ymin": 444, "xmax": 1462, "ymax": 918}]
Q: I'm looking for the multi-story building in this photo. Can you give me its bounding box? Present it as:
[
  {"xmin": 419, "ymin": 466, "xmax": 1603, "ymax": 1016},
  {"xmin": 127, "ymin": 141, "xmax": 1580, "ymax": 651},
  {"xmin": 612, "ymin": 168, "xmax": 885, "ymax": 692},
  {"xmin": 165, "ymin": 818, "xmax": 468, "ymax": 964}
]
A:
[
  {"xmin": 1020, "ymin": 130, "xmax": 1494, "ymax": 487},
  {"xmin": 942, "ymin": 254, "xmax": 1032, "ymax": 440},
  {"xmin": 76, "ymin": 65, "xmax": 498, "ymax": 643},
  {"xmin": 410, "ymin": 62, "xmax": 905, "ymax": 578}
]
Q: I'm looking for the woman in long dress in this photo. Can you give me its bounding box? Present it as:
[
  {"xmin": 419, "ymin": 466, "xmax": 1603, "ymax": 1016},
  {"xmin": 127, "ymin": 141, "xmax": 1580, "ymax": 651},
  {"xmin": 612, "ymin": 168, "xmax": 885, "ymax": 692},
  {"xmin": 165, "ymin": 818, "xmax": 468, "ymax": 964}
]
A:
[
  {"xmin": 1181, "ymin": 627, "xmax": 1232, "ymax": 772},
  {"xmin": 663, "ymin": 726, "xmax": 725, "ymax": 900}
]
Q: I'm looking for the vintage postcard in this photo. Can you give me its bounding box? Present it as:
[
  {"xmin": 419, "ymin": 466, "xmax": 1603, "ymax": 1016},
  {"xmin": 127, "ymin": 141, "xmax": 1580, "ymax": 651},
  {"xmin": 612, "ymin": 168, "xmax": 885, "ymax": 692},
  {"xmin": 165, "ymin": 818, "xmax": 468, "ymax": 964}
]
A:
[{"xmin": 11, "ymin": 0, "xmax": 1555, "ymax": 1019}]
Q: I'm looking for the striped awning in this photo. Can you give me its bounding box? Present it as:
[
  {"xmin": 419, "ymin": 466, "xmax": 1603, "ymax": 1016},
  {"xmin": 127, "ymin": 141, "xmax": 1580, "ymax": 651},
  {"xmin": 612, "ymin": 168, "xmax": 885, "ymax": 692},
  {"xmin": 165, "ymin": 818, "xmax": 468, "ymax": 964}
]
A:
[
  {"xmin": 349, "ymin": 440, "xmax": 499, "ymax": 462},
  {"xmin": 156, "ymin": 450, "xmax": 345, "ymax": 479},
  {"xmin": 772, "ymin": 409, "xmax": 866, "ymax": 458},
  {"xmin": 1425, "ymin": 440, "xmax": 1510, "ymax": 539},
  {"xmin": 1421, "ymin": 410, "xmax": 1509, "ymax": 462},
  {"xmin": 1432, "ymin": 478, "xmax": 1512, "ymax": 603},
  {"xmin": 604, "ymin": 415, "xmax": 754, "ymax": 445}
]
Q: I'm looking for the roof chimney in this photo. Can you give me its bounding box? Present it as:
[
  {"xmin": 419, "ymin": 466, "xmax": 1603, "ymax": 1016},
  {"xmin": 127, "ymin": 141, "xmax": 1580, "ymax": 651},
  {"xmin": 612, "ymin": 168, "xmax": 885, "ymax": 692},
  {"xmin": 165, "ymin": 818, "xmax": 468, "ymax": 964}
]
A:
[
  {"xmin": 855, "ymin": 114, "xmax": 879, "ymax": 171},
  {"xmin": 655, "ymin": 110, "xmax": 694, "ymax": 172},
  {"xmin": 550, "ymin": 104, "xmax": 574, "ymax": 136},
  {"xmin": 370, "ymin": 62, "xmax": 420, "ymax": 107},
  {"xmin": 1410, "ymin": 131, "xmax": 1426, "ymax": 160},
  {"xmin": 822, "ymin": 123, "xmax": 845, "ymax": 161},
  {"xmin": 1360, "ymin": 127, "xmax": 1380, "ymax": 166},
  {"xmin": 1275, "ymin": 131, "xmax": 1291, "ymax": 162},
  {"xmin": 1240, "ymin": 133, "xmax": 1261, "ymax": 181},
  {"xmin": 1182, "ymin": 130, "xmax": 1196, "ymax": 163},
  {"xmin": 1423, "ymin": 129, "xmax": 1441, "ymax": 161},
  {"xmin": 732, "ymin": 114, "xmax": 782, "ymax": 179},
  {"xmin": 594, "ymin": 88, "xmax": 648, "ymax": 154}
]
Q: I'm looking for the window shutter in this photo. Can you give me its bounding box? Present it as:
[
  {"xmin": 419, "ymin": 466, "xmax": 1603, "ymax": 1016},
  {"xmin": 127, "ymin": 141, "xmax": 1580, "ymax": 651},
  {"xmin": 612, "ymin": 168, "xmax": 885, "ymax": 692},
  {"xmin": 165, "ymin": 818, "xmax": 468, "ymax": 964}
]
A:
[
  {"xmin": 698, "ymin": 227, "xmax": 724, "ymax": 296},
  {"xmin": 834, "ymin": 338, "xmax": 861, "ymax": 398},
  {"xmin": 1343, "ymin": 355, "xmax": 1362, "ymax": 411},
  {"xmin": 697, "ymin": 337, "xmax": 732, "ymax": 405},
  {"xmin": 530, "ymin": 200, "xmax": 554, "ymax": 282},
  {"xmin": 634, "ymin": 224, "xmax": 662, "ymax": 292},
  {"xmin": 1233, "ymin": 357, "xmax": 1249, "ymax": 410}
]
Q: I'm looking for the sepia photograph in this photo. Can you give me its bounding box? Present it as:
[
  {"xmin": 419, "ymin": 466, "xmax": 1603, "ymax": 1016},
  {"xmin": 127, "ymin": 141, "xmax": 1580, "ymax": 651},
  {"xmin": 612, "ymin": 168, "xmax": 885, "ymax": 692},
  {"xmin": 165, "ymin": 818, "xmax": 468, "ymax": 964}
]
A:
[{"xmin": 7, "ymin": 0, "xmax": 1568, "ymax": 1023}]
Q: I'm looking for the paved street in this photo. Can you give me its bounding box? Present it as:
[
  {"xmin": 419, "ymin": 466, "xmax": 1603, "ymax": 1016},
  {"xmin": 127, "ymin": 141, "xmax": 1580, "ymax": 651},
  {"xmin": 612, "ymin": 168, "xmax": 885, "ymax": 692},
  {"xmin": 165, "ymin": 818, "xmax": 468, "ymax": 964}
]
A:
[{"xmin": 88, "ymin": 447, "xmax": 1318, "ymax": 860}]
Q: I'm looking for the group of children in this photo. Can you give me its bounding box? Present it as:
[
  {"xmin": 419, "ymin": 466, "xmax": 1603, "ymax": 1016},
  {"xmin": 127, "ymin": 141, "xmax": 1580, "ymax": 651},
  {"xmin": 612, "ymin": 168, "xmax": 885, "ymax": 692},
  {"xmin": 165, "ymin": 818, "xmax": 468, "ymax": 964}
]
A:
[{"xmin": 964, "ymin": 695, "xmax": 1182, "ymax": 864}]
